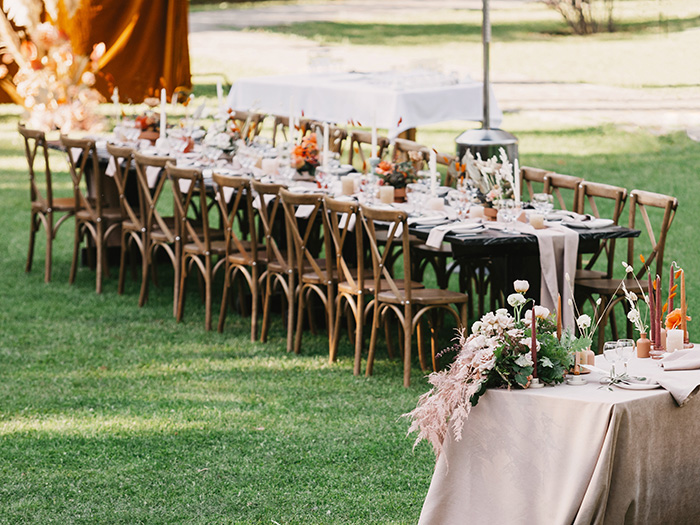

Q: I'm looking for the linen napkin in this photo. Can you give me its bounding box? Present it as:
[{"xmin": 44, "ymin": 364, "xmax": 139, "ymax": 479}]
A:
[
  {"xmin": 662, "ymin": 349, "xmax": 700, "ymax": 371},
  {"xmin": 653, "ymin": 349, "xmax": 700, "ymax": 405},
  {"xmin": 425, "ymin": 220, "xmax": 483, "ymax": 248},
  {"xmin": 518, "ymin": 222, "xmax": 579, "ymax": 329}
]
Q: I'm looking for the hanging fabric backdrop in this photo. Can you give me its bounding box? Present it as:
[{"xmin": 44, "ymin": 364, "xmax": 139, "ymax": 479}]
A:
[{"xmin": 0, "ymin": 0, "xmax": 191, "ymax": 103}]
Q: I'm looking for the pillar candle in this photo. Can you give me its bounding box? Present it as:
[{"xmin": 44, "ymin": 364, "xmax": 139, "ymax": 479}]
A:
[
  {"xmin": 159, "ymin": 88, "xmax": 167, "ymax": 140},
  {"xmin": 371, "ymin": 115, "xmax": 378, "ymax": 158},
  {"xmin": 667, "ymin": 329, "xmax": 684, "ymax": 352},
  {"xmin": 379, "ymin": 185, "xmax": 395, "ymax": 204},
  {"xmin": 531, "ymin": 308, "xmax": 538, "ymax": 378}
]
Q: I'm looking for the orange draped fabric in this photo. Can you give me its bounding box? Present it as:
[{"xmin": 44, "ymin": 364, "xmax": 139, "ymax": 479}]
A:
[{"xmin": 0, "ymin": 0, "xmax": 191, "ymax": 103}]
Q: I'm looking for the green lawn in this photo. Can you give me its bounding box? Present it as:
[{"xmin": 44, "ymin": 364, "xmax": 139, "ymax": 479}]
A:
[{"xmin": 2, "ymin": 1, "xmax": 700, "ymax": 522}]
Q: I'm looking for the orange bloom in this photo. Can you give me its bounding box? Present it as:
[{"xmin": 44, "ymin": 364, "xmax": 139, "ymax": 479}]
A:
[{"xmin": 666, "ymin": 308, "xmax": 691, "ymax": 329}]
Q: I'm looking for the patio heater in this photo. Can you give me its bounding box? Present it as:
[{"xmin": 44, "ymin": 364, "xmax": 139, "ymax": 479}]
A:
[{"xmin": 455, "ymin": 0, "xmax": 517, "ymax": 162}]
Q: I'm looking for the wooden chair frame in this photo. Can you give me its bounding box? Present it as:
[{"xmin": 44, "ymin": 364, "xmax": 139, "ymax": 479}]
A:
[
  {"xmin": 360, "ymin": 205, "xmax": 468, "ymax": 387},
  {"xmin": 347, "ymin": 130, "xmax": 390, "ymax": 172},
  {"xmin": 214, "ymin": 173, "xmax": 261, "ymax": 340},
  {"xmin": 62, "ymin": 135, "xmax": 122, "ymax": 294},
  {"xmin": 19, "ymin": 125, "xmax": 76, "ymax": 283}
]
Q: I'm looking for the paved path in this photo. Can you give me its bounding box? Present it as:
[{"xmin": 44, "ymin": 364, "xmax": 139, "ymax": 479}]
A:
[{"xmin": 189, "ymin": 2, "xmax": 700, "ymax": 139}]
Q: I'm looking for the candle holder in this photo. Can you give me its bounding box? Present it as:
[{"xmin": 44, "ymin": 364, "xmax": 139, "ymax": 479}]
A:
[
  {"xmin": 529, "ymin": 377, "xmax": 544, "ymax": 389},
  {"xmin": 566, "ymin": 375, "xmax": 588, "ymax": 386},
  {"xmin": 368, "ymin": 156, "xmax": 380, "ymax": 176}
]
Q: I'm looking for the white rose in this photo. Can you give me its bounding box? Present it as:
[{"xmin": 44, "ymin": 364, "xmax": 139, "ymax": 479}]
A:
[
  {"xmin": 471, "ymin": 321, "xmax": 483, "ymax": 334},
  {"xmin": 507, "ymin": 293, "xmax": 526, "ymax": 308},
  {"xmin": 576, "ymin": 314, "xmax": 592, "ymax": 330},
  {"xmin": 627, "ymin": 309, "xmax": 640, "ymax": 323},
  {"xmin": 513, "ymin": 280, "xmax": 529, "ymax": 293},
  {"xmin": 475, "ymin": 348, "xmax": 496, "ymax": 373}
]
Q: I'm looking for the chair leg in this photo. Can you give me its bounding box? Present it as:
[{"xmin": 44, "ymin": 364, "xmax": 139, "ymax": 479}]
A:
[
  {"xmin": 176, "ymin": 255, "xmax": 188, "ymax": 323},
  {"xmin": 365, "ymin": 304, "xmax": 381, "ymax": 377},
  {"xmin": 69, "ymin": 221, "xmax": 81, "ymax": 285},
  {"xmin": 430, "ymin": 311, "xmax": 439, "ymax": 371},
  {"xmin": 403, "ymin": 306, "xmax": 413, "ymax": 388},
  {"xmin": 204, "ymin": 256, "xmax": 212, "ymax": 331},
  {"xmin": 293, "ymin": 287, "xmax": 305, "ymax": 354},
  {"xmin": 44, "ymin": 214, "xmax": 54, "ymax": 283},
  {"xmin": 330, "ymin": 297, "xmax": 344, "ymax": 365},
  {"xmin": 286, "ymin": 274, "xmax": 295, "ymax": 353},
  {"xmin": 95, "ymin": 222, "xmax": 104, "ymax": 294},
  {"xmin": 352, "ymin": 297, "xmax": 364, "ymax": 376},
  {"xmin": 26, "ymin": 212, "xmax": 37, "ymax": 274},
  {"xmin": 218, "ymin": 264, "xmax": 231, "ymax": 333},
  {"xmin": 250, "ymin": 265, "xmax": 259, "ymax": 341},
  {"xmin": 139, "ymin": 243, "xmax": 150, "ymax": 307},
  {"xmin": 173, "ymin": 242, "xmax": 181, "ymax": 318},
  {"xmin": 416, "ymin": 318, "xmax": 428, "ymax": 372},
  {"xmin": 260, "ymin": 273, "xmax": 272, "ymax": 343},
  {"xmin": 118, "ymin": 230, "xmax": 128, "ymax": 295}
]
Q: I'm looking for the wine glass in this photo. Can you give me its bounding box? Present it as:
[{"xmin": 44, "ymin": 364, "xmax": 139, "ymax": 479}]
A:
[
  {"xmin": 617, "ymin": 339, "xmax": 635, "ymax": 376},
  {"xmin": 532, "ymin": 193, "xmax": 554, "ymax": 215},
  {"xmin": 603, "ymin": 341, "xmax": 620, "ymax": 379},
  {"xmin": 496, "ymin": 199, "xmax": 520, "ymax": 233}
]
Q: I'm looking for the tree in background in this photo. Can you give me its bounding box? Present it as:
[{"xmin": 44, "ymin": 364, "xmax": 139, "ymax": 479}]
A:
[{"xmin": 541, "ymin": 0, "xmax": 616, "ymax": 34}]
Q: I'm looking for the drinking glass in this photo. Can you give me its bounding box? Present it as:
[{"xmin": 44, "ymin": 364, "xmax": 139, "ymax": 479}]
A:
[
  {"xmin": 496, "ymin": 199, "xmax": 520, "ymax": 233},
  {"xmin": 532, "ymin": 193, "xmax": 554, "ymax": 215},
  {"xmin": 603, "ymin": 341, "xmax": 620, "ymax": 378},
  {"xmin": 617, "ymin": 339, "xmax": 635, "ymax": 376}
]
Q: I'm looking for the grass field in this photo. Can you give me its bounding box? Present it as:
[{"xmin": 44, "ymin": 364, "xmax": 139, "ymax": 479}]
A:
[{"xmin": 1, "ymin": 1, "xmax": 700, "ymax": 523}]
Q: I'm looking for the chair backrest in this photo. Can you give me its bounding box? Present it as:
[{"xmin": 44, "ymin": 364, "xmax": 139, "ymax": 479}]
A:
[
  {"xmin": 18, "ymin": 124, "xmax": 52, "ymax": 208},
  {"xmin": 272, "ymin": 115, "xmax": 310, "ymax": 146},
  {"xmin": 106, "ymin": 144, "xmax": 141, "ymax": 229},
  {"xmin": 60, "ymin": 135, "xmax": 103, "ymax": 217},
  {"xmin": 360, "ymin": 204, "xmax": 412, "ymax": 302},
  {"xmin": 166, "ymin": 163, "xmax": 211, "ymax": 254},
  {"xmin": 212, "ymin": 173, "xmax": 257, "ymax": 264},
  {"xmin": 324, "ymin": 196, "xmax": 364, "ymax": 292},
  {"xmin": 229, "ymin": 110, "xmax": 266, "ymax": 140},
  {"xmin": 251, "ymin": 180, "xmax": 290, "ymax": 272},
  {"xmin": 519, "ymin": 166, "xmax": 552, "ymax": 202},
  {"xmin": 279, "ymin": 188, "xmax": 330, "ymax": 283},
  {"xmin": 545, "ymin": 172, "xmax": 583, "ymax": 211},
  {"xmin": 133, "ymin": 152, "xmax": 175, "ymax": 242},
  {"xmin": 627, "ymin": 189, "xmax": 678, "ymax": 280},
  {"xmin": 577, "ymin": 181, "xmax": 628, "ymax": 277},
  {"xmin": 348, "ymin": 130, "xmax": 391, "ymax": 172}
]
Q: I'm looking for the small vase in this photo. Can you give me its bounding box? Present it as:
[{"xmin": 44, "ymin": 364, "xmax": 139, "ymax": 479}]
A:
[
  {"xmin": 394, "ymin": 187, "xmax": 406, "ymax": 203},
  {"xmin": 582, "ymin": 347, "xmax": 596, "ymax": 366},
  {"xmin": 637, "ymin": 332, "xmax": 651, "ymax": 358},
  {"xmin": 483, "ymin": 207, "xmax": 498, "ymax": 221}
]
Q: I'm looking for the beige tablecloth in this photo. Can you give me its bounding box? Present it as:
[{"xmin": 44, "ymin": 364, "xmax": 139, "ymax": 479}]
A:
[{"xmin": 418, "ymin": 356, "xmax": 700, "ymax": 524}]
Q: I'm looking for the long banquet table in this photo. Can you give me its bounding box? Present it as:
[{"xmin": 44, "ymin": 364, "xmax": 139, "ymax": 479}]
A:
[
  {"xmin": 226, "ymin": 71, "xmax": 503, "ymax": 138},
  {"xmin": 418, "ymin": 355, "xmax": 700, "ymax": 524}
]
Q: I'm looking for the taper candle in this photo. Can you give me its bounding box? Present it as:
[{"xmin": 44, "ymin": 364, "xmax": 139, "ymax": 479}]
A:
[
  {"xmin": 648, "ymin": 270, "xmax": 656, "ymax": 347},
  {"xmin": 656, "ymin": 275, "xmax": 662, "ymax": 348},
  {"xmin": 669, "ymin": 263, "xmax": 675, "ymax": 312},
  {"xmin": 681, "ymin": 269, "xmax": 687, "ymax": 341},
  {"xmin": 556, "ymin": 293, "xmax": 562, "ymax": 341},
  {"xmin": 159, "ymin": 88, "xmax": 167, "ymax": 140}
]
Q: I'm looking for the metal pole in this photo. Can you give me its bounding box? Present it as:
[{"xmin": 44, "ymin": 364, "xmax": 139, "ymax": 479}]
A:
[{"xmin": 482, "ymin": 0, "xmax": 491, "ymax": 130}]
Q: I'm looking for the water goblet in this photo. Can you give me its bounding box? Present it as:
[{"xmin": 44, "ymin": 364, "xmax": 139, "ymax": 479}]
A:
[
  {"xmin": 603, "ymin": 341, "xmax": 620, "ymax": 379},
  {"xmin": 532, "ymin": 193, "xmax": 554, "ymax": 215},
  {"xmin": 617, "ymin": 339, "xmax": 635, "ymax": 376}
]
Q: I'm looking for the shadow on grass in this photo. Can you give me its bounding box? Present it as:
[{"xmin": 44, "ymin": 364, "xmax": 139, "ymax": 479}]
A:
[{"xmin": 256, "ymin": 14, "xmax": 700, "ymax": 46}]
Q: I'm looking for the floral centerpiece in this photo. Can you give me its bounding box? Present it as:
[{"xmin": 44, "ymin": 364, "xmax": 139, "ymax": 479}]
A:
[
  {"xmin": 406, "ymin": 280, "xmax": 575, "ymax": 457},
  {"xmin": 292, "ymin": 133, "xmax": 320, "ymax": 175},
  {"xmin": 0, "ymin": 4, "xmax": 105, "ymax": 132},
  {"xmin": 375, "ymin": 159, "xmax": 418, "ymax": 189},
  {"xmin": 449, "ymin": 147, "xmax": 515, "ymax": 205}
]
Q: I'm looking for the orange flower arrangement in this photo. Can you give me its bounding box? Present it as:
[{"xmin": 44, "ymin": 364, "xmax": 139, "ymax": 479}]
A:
[
  {"xmin": 292, "ymin": 133, "xmax": 319, "ymax": 175},
  {"xmin": 665, "ymin": 308, "xmax": 691, "ymax": 330}
]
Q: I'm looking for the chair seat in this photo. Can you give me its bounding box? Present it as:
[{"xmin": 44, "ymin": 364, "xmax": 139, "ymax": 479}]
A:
[
  {"xmin": 337, "ymin": 277, "xmax": 423, "ymax": 295},
  {"xmin": 32, "ymin": 197, "xmax": 77, "ymax": 212},
  {"xmin": 577, "ymin": 277, "xmax": 648, "ymax": 296},
  {"xmin": 76, "ymin": 207, "xmax": 123, "ymax": 221},
  {"xmin": 377, "ymin": 287, "xmax": 468, "ymax": 305},
  {"xmin": 226, "ymin": 248, "xmax": 267, "ymax": 266},
  {"xmin": 183, "ymin": 239, "xmax": 227, "ymax": 256},
  {"xmin": 575, "ymin": 268, "xmax": 608, "ymax": 281}
]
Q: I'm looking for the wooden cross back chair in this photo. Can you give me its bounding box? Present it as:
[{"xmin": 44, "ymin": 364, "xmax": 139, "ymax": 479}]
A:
[
  {"xmin": 229, "ymin": 110, "xmax": 266, "ymax": 140},
  {"xmin": 347, "ymin": 130, "xmax": 390, "ymax": 172},
  {"xmin": 519, "ymin": 166, "xmax": 552, "ymax": 202},
  {"xmin": 360, "ymin": 204, "xmax": 468, "ymax": 387},
  {"xmin": 575, "ymin": 181, "xmax": 628, "ymax": 281},
  {"xmin": 252, "ymin": 180, "xmax": 295, "ymax": 352},
  {"xmin": 132, "ymin": 151, "xmax": 178, "ymax": 313},
  {"xmin": 271, "ymin": 115, "xmax": 314, "ymax": 146},
  {"xmin": 104, "ymin": 144, "xmax": 142, "ymax": 296},
  {"xmin": 279, "ymin": 188, "xmax": 334, "ymax": 355},
  {"xmin": 546, "ymin": 172, "xmax": 583, "ymax": 212},
  {"xmin": 19, "ymin": 125, "xmax": 77, "ymax": 283},
  {"xmin": 61, "ymin": 135, "xmax": 123, "ymax": 294},
  {"xmin": 576, "ymin": 189, "xmax": 678, "ymax": 351},
  {"xmin": 166, "ymin": 164, "xmax": 226, "ymax": 331},
  {"xmin": 213, "ymin": 173, "xmax": 262, "ymax": 340}
]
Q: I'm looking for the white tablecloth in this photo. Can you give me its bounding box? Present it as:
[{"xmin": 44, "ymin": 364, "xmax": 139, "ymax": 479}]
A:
[
  {"xmin": 227, "ymin": 71, "xmax": 503, "ymax": 138},
  {"xmin": 418, "ymin": 356, "xmax": 700, "ymax": 524}
]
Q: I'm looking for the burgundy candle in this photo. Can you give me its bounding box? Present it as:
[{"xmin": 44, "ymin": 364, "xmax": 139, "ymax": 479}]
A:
[
  {"xmin": 656, "ymin": 275, "xmax": 662, "ymax": 346},
  {"xmin": 531, "ymin": 308, "xmax": 538, "ymax": 378},
  {"xmin": 648, "ymin": 274, "xmax": 656, "ymax": 347}
]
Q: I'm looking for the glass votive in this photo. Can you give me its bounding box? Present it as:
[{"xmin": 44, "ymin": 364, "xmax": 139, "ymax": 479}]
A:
[
  {"xmin": 529, "ymin": 212, "xmax": 545, "ymax": 229},
  {"xmin": 427, "ymin": 197, "xmax": 445, "ymax": 211}
]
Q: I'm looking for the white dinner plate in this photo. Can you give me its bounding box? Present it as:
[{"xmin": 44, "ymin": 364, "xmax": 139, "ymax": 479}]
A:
[
  {"xmin": 410, "ymin": 215, "xmax": 449, "ymax": 226},
  {"xmin": 450, "ymin": 222, "xmax": 485, "ymax": 234},
  {"xmin": 563, "ymin": 218, "xmax": 614, "ymax": 229}
]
